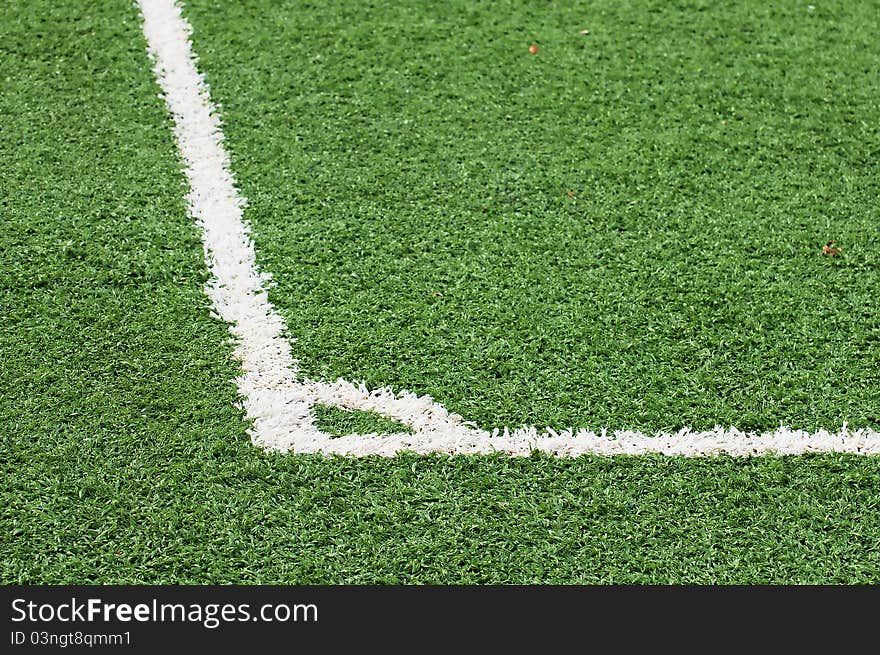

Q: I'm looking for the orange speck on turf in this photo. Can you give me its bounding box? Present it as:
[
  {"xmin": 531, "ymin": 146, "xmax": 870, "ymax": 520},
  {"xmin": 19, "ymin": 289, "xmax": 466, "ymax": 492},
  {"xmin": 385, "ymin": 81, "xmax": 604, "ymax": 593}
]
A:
[{"xmin": 529, "ymin": 45, "xmax": 539, "ymax": 54}]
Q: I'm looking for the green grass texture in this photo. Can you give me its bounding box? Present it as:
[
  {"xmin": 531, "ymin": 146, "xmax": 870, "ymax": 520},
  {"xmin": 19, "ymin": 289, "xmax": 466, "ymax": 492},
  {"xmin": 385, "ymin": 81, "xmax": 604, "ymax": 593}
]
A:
[
  {"xmin": 184, "ymin": 0, "xmax": 880, "ymax": 432},
  {"xmin": 312, "ymin": 405, "xmax": 413, "ymax": 438},
  {"xmin": 2, "ymin": 0, "xmax": 879, "ymax": 584}
]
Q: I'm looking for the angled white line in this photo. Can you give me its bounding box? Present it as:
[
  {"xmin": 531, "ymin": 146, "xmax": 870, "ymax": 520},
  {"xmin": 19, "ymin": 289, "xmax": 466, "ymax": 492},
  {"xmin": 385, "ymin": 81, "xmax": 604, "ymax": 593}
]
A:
[
  {"xmin": 138, "ymin": 0, "xmax": 478, "ymax": 454},
  {"xmin": 139, "ymin": 0, "xmax": 880, "ymax": 456}
]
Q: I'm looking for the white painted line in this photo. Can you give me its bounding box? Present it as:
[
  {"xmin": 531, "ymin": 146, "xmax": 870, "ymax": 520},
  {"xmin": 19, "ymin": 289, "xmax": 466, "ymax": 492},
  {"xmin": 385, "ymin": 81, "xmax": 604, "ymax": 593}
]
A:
[
  {"xmin": 138, "ymin": 0, "xmax": 478, "ymax": 454},
  {"xmin": 139, "ymin": 0, "xmax": 880, "ymax": 456}
]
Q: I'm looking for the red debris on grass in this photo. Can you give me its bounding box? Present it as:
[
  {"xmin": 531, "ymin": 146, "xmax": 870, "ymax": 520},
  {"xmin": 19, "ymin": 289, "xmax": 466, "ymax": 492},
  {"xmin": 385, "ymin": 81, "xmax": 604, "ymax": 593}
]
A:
[{"xmin": 822, "ymin": 241, "xmax": 842, "ymax": 257}]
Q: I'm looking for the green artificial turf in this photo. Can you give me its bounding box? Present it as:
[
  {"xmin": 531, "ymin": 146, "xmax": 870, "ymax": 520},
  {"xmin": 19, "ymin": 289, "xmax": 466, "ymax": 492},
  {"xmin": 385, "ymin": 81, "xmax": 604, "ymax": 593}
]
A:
[
  {"xmin": 2, "ymin": 0, "xmax": 880, "ymax": 585},
  {"xmin": 183, "ymin": 0, "xmax": 880, "ymax": 432},
  {"xmin": 312, "ymin": 404, "xmax": 412, "ymax": 437}
]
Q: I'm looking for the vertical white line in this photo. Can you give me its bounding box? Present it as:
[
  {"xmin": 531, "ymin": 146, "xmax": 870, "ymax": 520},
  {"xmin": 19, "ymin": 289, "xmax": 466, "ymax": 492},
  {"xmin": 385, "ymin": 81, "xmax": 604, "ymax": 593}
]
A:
[{"xmin": 140, "ymin": 0, "xmax": 322, "ymax": 450}]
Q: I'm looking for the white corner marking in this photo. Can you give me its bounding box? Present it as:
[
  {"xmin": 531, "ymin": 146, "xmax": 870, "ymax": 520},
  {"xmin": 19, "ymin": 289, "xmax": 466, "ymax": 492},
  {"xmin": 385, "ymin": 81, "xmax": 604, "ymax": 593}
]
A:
[{"xmin": 138, "ymin": 0, "xmax": 880, "ymax": 456}]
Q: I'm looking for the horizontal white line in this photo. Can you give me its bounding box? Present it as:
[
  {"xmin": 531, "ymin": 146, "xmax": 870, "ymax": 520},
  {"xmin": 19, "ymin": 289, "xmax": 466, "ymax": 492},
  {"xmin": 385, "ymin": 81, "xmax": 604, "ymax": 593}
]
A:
[
  {"xmin": 139, "ymin": 0, "xmax": 880, "ymax": 457},
  {"xmin": 310, "ymin": 424, "xmax": 880, "ymax": 457}
]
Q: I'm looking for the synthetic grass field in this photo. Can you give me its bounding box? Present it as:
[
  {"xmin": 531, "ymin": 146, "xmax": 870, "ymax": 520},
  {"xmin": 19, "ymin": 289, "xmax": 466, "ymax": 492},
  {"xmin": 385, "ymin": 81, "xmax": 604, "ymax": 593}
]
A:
[{"xmin": 3, "ymin": 0, "xmax": 880, "ymax": 582}]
